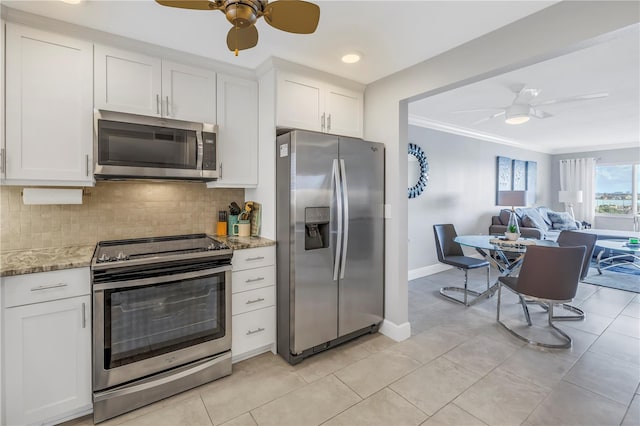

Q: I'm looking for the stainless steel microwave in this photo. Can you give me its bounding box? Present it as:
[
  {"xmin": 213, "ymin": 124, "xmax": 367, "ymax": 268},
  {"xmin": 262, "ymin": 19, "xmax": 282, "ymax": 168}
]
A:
[{"xmin": 94, "ymin": 110, "xmax": 218, "ymax": 181}]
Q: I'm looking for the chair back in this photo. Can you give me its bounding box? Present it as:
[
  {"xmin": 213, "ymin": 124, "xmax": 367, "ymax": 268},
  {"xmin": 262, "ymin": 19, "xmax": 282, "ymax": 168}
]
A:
[
  {"xmin": 433, "ymin": 224, "xmax": 464, "ymax": 262},
  {"xmin": 557, "ymin": 231, "xmax": 597, "ymax": 280},
  {"xmin": 515, "ymin": 245, "xmax": 586, "ymax": 301}
]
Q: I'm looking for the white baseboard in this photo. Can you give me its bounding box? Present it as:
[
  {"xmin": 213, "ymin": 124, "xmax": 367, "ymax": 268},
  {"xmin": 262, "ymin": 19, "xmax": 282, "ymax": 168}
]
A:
[
  {"xmin": 379, "ymin": 319, "xmax": 411, "ymax": 342},
  {"xmin": 409, "ymin": 253, "xmax": 484, "ymax": 281}
]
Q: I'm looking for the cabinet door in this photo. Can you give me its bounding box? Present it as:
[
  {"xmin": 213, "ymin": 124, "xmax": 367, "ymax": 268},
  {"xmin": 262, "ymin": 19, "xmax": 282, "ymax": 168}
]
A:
[
  {"xmin": 162, "ymin": 61, "xmax": 216, "ymax": 123},
  {"xmin": 209, "ymin": 74, "xmax": 258, "ymax": 188},
  {"xmin": 4, "ymin": 295, "xmax": 91, "ymax": 425},
  {"xmin": 94, "ymin": 45, "xmax": 162, "ymax": 116},
  {"xmin": 5, "ymin": 24, "xmax": 93, "ymax": 183},
  {"xmin": 276, "ymin": 72, "xmax": 323, "ymax": 132},
  {"xmin": 325, "ymin": 85, "xmax": 363, "ymax": 138}
]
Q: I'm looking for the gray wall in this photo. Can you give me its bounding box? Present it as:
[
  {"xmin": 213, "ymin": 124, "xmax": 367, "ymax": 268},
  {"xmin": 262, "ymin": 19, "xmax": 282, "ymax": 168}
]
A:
[{"xmin": 407, "ymin": 125, "xmax": 552, "ymax": 272}]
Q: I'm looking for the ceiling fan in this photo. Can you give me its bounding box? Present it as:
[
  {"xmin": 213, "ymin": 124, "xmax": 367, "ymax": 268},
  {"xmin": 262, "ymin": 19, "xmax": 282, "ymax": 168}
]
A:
[
  {"xmin": 155, "ymin": 0, "xmax": 320, "ymax": 56},
  {"xmin": 452, "ymin": 84, "xmax": 609, "ymax": 125}
]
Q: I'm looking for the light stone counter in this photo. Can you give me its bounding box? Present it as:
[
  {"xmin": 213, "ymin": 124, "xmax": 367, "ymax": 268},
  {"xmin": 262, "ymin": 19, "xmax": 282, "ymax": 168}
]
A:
[
  {"xmin": 0, "ymin": 245, "xmax": 96, "ymax": 277},
  {"xmin": 214, "ymin": 235, "xmax": 276, "ymax": 250}
]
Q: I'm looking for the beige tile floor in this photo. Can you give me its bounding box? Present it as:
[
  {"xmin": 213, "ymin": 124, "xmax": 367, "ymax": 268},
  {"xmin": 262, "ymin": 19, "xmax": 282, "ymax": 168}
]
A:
[{"xmin": 65, "ymin": 268, "xmax": 640, "ymax": 426}]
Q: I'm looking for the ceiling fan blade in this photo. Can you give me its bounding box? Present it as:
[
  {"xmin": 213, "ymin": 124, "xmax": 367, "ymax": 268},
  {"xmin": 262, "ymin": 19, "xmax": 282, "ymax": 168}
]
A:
[
  {"xmin": 451, "ymin": 107, "xmax": 504, "ymax": 114},
  {"xmin": 535, "ymin": 92, "xmax": 609, "ymax": 106},
  {"xmin": 472, "ymin": 111, "xmax": 505, "ymax": 125},
  {"xmin": 530, "ymin": 108, "xmax": 553, "ymax": 119},
  {"xmin": 263, "ymin": 0, "xmax": 320, "ymax": 34},
  {"xmin": 155, "ymin": 0, "xmax": 220, "ymax": 10},
  {"xmin": 227, "ymin": 25, "xmax": 259, "ymax": 53}
]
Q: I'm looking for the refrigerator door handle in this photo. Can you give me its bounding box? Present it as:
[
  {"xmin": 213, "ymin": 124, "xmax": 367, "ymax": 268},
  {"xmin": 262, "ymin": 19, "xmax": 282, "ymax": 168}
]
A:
[
  {"xmin": 339, "ymin": 159, "xmax": 349, "ymax": 279},
  {"xmin": 333, "ymin": 159, "xmax": 343, "ymax": 281}
]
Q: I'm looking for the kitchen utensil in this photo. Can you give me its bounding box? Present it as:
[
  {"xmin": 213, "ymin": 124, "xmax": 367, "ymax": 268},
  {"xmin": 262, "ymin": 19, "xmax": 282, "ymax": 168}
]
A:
[{"xmin": 229, "ymin": 202, "xmax": 242, "ymax": 215}]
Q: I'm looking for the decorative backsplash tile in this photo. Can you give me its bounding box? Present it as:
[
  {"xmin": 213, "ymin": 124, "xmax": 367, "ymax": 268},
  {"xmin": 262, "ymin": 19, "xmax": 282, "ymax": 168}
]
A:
[{"xmin": 0, "ymin": 182, "xmax": 243, "ymax": 251}]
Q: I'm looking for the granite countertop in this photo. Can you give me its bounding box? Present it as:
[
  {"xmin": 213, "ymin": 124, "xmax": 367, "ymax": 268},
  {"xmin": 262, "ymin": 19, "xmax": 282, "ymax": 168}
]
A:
[
  {"xmin": 0, "ymin": 235, "xmax": 275, "ymax": 277},
  {"xmin": 214, "ymin": 235, "xmax": 276, "ymax": 250},
  {"xmin": 0, "ymin": 245, "xmax": 96, "ymax": 277}
]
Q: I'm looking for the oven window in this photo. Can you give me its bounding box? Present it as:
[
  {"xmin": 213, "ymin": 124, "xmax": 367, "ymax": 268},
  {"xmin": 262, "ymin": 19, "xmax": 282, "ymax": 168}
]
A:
[
  {"xmin": 98, "ymin": 120, "xmax": 197, "ymax": 169},
  {"xmin": 103, "ymin": 272, "xmax": 225, "ymax": 369}
]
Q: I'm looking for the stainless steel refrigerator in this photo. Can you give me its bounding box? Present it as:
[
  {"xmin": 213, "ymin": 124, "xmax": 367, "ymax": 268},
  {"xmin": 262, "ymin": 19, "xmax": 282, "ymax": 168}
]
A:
[{"xmin": 276, "ymin": 130, "xmax": 384, "ymax": 364}]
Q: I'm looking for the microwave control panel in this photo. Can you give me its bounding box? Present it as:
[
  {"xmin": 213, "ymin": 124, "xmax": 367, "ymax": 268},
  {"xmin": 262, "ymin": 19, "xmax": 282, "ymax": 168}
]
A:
[{"xmin": 202, "ymin": 132, "xmax": 217, "ymax": 170}]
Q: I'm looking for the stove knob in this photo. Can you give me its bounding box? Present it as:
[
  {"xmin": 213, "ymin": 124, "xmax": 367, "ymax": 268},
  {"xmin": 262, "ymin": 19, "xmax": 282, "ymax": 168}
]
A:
[
  {"xmin": 98, "ymin": 253, "xmax": 110, "ymax": 263},
  {"xmin": 207, "ymin": 243, "xmax": 216, "ymax": 251},
  {"xmin": 116, "ymin": 252, "xmax": 127, "ymax": 261}
]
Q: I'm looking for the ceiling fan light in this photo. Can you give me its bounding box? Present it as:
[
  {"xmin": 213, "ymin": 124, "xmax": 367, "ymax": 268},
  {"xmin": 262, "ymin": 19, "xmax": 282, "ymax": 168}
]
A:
[
  {"xmin": 505, "ymin": 115, "xmax": 530, "ymax": 125},
  {"xmin": 342, "ymin": 53, "xmax": 361, "ymax": 64},
  {"xmin": 505, "ymin": 104, "xmax": 531, "ymax": 125}
]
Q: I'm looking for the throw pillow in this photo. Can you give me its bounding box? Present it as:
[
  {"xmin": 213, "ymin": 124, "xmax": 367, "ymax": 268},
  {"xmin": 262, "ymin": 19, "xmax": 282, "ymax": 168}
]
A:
[
  {"xmin": 499, "ymin": 209, "xmax": 513, "ymax": 226},
  {"xmin": 519, "ymin": 208, "xmax": 549, "ymax": 232},
  {"xmin": 537, "ymin": 206, "xmax": 554, "ymax": 226},
  {"xmin": 522, "ymin": 214, "xmax": 548, "ymax": 231},
  {"xmin": 548, "ymin": 211, "xmax": 579, "ymax": 230}
]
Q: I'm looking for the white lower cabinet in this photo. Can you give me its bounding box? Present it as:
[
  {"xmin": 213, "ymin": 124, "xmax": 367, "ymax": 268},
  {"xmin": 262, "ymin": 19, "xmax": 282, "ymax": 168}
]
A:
[
  {"xmin": 2, "ymin": 268, "xmax": 92, "ymax": 426},
  {"xmin": 231, "ymin": 246, "xmax": 276, "ymax": 362}
]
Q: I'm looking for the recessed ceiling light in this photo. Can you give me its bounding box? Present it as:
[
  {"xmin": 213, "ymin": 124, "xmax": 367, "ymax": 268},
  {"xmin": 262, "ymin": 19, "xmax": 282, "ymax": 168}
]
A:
[
  {"xmin": 341, "ymin": 53, "xmax": 361, "ymax": 64},
  {"xmin": 60, "ymin": 0, "xmax": 84, "ymax": 4}
]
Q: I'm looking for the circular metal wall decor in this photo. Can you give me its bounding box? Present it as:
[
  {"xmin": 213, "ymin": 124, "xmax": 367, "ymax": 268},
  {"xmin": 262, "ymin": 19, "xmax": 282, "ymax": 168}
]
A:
[{"xmin": 408, "ymin": 142, "xmax": 429, "ymax": 199}]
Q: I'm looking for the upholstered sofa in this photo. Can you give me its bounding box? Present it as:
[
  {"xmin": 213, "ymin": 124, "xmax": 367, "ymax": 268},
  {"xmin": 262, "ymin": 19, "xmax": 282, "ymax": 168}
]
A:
[{"xmin": 489, "ymin": 206, "xmax": 581, "ymax": 240}]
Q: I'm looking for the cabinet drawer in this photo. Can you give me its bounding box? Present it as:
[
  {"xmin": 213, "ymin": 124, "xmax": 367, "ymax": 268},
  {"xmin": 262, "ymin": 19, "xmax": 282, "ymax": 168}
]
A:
[
  {"xmin": 2, "ymin": 268, "xmax": 90, "ymax": 308},
  {"xmin": 232, "ymin": 265, "xmax": 275, "ymax": 293},
  {"xmin": 232, "ymin": 246, "xmax": 275, "ymax": 271},
  {"xmin": 232, "ymin": 306, "xmax": 275, "ymax": 357},
  {"xmin": 232, "ymin": 286, "xmax": 275, "ymax": 316}
]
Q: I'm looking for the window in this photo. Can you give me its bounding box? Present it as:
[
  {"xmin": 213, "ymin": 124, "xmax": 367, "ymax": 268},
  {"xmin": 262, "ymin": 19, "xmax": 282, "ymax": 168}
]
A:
[{"xmin": 595, "ymin": 163, "xmax": 639, "ymax": 215}]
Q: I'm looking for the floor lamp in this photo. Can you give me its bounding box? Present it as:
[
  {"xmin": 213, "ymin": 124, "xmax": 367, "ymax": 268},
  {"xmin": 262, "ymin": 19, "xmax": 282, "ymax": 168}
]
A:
[{"xmin": 559, "ymin": 190, "xmax": 583, "ymax": 221}]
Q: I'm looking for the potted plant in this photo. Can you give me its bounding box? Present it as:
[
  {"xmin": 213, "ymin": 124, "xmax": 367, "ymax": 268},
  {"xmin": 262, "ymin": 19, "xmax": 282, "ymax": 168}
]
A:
[{"xmin": 505, "ymin": 223, "xmax": 520, "ymax": 241}]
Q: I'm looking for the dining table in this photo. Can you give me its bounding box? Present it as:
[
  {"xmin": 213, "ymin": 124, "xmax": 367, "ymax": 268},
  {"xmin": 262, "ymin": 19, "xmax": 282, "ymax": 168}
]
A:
[{"xmin": 452, "ymin": 235, "xmax": 558, "ymax": 312}]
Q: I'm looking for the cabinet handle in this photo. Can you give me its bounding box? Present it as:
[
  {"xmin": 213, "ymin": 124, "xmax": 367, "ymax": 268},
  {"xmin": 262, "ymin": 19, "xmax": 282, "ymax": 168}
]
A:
[
  {"xmin": 246, "ymin": 277, "xmax": 265, "ymax": 283},
  {"xmin": 246, "ymin": 256, "xmax": 265, "ymax": 261},
  {"xmin": 166, "ymin": 96, "xmax": 171, "ymax": 116},
  {"xmin": 0, "ymin": 148, "xmax": 5, "ymax": 175},
  {"xmin": 30, "ymin": 283, "xmax": 68, "ymax": 292},
  {"xmin": 82, "ymin": 302, "xmax": 86, "ymax": 328},
  {"xmin": 327, "ymin": 114, "xmax": 332, "ymax": 131},
  {"xmin": 156, "ymin": 94, "xmax": 161, "ymax": 114},
  {"xmin": 219, "ymin": 162, "xmax": 223, "ymax": 179},
  {"xmin": 246, "ymin": 297, "xmax": 265, "ymax": 305},
  {"xmin": 321, "ymin": 113, "xmax": 326, "ymax": 131},
  {"xmin": 86, "ymin": 154, "xmax": 90, "ymax": 177},
  {"xmin": 246, "ymin": 327, "xmax": 265, "ymax": 336}
]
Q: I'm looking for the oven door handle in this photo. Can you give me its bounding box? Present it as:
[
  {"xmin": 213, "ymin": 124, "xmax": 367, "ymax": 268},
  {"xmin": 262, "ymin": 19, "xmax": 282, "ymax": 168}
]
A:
[{"xmin": 92, "ymin": 265, "xmax": 231, "ymax": 291}]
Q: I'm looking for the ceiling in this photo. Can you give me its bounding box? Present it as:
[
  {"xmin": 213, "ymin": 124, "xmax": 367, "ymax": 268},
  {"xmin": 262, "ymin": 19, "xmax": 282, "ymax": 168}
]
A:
[
  {"xmin": 2, "ymin": 0, "xmax": 555, "ymax": 85},
  {"xmin": 409, "ymin": 24, "xmax": 640, "ymax": 154}
]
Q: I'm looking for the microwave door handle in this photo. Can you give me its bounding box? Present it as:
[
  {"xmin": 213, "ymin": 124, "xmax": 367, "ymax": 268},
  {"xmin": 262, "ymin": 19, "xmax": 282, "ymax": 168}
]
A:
[{"xmin": 196, "ymin": 131, "xmax": 204, "ymax": 173}]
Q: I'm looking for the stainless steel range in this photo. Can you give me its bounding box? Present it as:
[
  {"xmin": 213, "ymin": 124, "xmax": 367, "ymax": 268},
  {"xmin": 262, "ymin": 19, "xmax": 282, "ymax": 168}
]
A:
[{"xmin": 91, "ymin": 234, "xmax": 232, "ymax": 423}]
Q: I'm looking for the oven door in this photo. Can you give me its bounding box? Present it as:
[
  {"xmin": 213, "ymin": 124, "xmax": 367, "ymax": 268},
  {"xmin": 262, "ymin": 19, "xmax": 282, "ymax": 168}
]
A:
[{"xmin": 92, "ymin": 266, "xmax": 231, "ymax": 391}]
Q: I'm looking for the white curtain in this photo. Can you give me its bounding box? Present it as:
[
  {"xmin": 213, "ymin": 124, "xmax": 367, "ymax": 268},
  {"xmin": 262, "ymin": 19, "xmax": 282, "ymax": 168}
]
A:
[{"xmin": 559, "ymin": 158, "xmax": 596, "ymax": 224}]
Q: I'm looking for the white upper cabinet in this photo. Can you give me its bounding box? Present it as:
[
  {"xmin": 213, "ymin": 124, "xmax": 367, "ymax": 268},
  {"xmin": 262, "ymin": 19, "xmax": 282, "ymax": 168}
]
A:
[
  {"xmin": 207, "ymin": 74, "xmax": 258, "ymax": 188},
  {"xmin": 4, "ymin": 23, "xmax": 93, "ymax": 185},
  {"xmin": 162, "ymin": 61, "xmax": 216, "ymax": 123},
  {"xmin": 94, "ymin": 45, "xmax": 162, "ymax": 117},
  {"xmin": 276, "ymin": 71, "xmax": 363, "ymax": 138},
  {"xmin": 95, "ymin": 46, "xmax": 216, "ymax": 123}
]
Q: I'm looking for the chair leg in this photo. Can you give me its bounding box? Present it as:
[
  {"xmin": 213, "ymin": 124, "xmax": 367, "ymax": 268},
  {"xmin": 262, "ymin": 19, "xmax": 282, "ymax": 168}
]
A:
[
  {"xmin": 519, "ymin": 296, "xmax": 533, "ymax": 326},
  {"xmin": 439, "ymin": 269, "xmax": 482, "ymax": 307},
  {"xmin": 525, "ymin": 301, "xmax": 585, "ymax": 321},
  {"xmin": 496, "ymin": 283, "xmax": 502, "ymax": 321},
  {"xmin": 497, "ymin": 294, "xmax": 572, "ymax": 349},
  {"xmin": 486, "ymin": 266, "xmax": 490, "ymax": 293}
]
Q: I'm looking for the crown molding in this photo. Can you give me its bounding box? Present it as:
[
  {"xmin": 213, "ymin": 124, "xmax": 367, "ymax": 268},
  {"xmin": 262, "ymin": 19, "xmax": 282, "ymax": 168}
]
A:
[{"xmin": 407, "ymin": 114, "xmax": 552, "ymax": 154}]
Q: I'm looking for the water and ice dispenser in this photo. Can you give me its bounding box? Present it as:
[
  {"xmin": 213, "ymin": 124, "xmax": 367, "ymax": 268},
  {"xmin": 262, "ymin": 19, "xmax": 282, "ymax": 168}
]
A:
[{"xmin": 304, "ymin": 207, "xmax": 330, "ymax": 250}]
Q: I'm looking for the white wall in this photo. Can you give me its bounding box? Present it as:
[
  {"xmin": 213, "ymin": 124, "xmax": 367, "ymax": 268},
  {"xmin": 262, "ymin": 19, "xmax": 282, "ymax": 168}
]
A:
[
  {"xmin": 364, "ymin": 1, "xmax": 640, "ymax": 340},
  {"xmin": 407, "ymin": 126, "xmax": 552, "ymax": 275}
]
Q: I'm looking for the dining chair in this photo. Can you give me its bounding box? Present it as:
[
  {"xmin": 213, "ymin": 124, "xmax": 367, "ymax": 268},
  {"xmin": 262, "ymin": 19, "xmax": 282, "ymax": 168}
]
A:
[
  {"xmin": 497, "ymin": 245, "xmax": 586, "ymax": 348},
  {"xmin": 433, "ymin": 224, "xmax": 490, "ymax": 306}
]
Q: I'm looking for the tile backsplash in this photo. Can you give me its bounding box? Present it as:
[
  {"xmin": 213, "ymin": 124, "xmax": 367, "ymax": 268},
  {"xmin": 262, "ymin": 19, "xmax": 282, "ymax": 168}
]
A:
[{"xmin": 0, "ymin": 182, "xmax": 243, "ymax": 251}]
